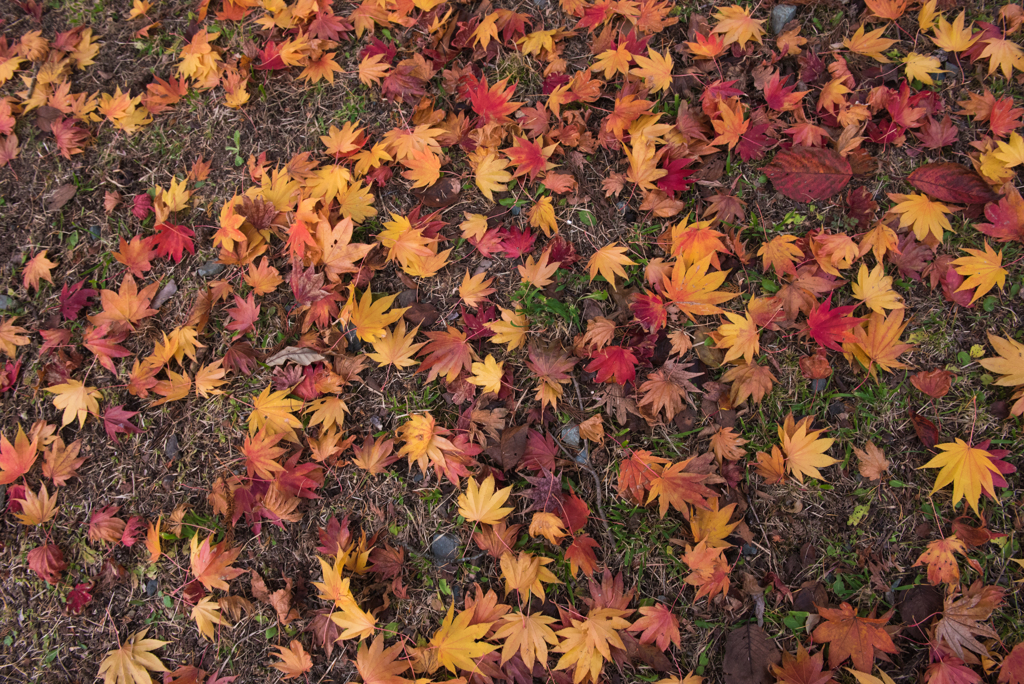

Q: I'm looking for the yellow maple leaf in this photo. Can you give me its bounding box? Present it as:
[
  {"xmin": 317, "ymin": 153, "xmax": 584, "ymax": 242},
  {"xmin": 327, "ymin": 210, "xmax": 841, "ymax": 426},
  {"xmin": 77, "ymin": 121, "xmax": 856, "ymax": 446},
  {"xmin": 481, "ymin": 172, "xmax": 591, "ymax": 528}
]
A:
[
  {"xmin": 888, "ymin": 192, "xmax": 952, "ymax": 243},
  {"xmin": 661, "ymin": 256, "xmax": 738, "ymax": 319},
  {"xmin": 913, "ymin": 535, "xmax": 971, "ymax": 586},
  {"xmin": 711, "ymin": 5, "xmax": 765, "ymax": 48},
  {"xmin": 13, "ymin": 483, "xmax": 59, "ymax": 525},
  {"xmin": 458, "ymin": 474, "xmax": 513, "ymax": 526},
  {"xmin": 459, "ymin": 271, "xmax": 496, "ymax": 309},
  {"xmin": 630, "ymin": 48, "xmax": 674, "ymax": 93},
  {"xmin": 919, "ymin": 439, "xmax": 1003, "ymax": 516},
  {"xmin": 493, "ymin": 612, "xmax": 559, "ymax": 671},
  {"xmin": 191, "ymin": 595, "xmax": 230, "ymax": 641},
  {"xmin": 468, "ymin": 354, "xmax": 504, "ymax": 395},
  {"xmin": 358, "ymin": 53, "xmax": 390, "ymax": 87},
  {"xmin": 843, "ymin": 25, "xmax": 897, "ymax": 62},
  {"xmin": 474, "ymin": 148, "xmax": 512, "ymax": 201},
  {"xmin": 931, "ymin": 11, "xmax": 978, "ymax": 52},
  {"xmin": 780, "ymin": 418, "xmax": 837, "ymax": 482},
  {"xmin": 22, "ymin": 250, "xmax": 56, "ymax": 292},
  {"xmin": 902, "ymin": 52, "xmax": 947, "ymax": 85},
  {"xmin": 979, "ymin": 333, "xmax": 1024, "ymax": 388},
  {"xmin": 714, "ymin": 311, "xmax": 759, "ymax": 364},
  {"xmin": 554, "ymin": 608, "xmax": 632, "ymax": 684},
  {"xmin": 953, "ymin": 242, "xmax": 1007, "ymax": 304},
  {"xmin": 486, "ymin": 308, "xmax": 529, "ymax": 351},
  {"xmin": 500, "ymin": 551, "xmax": 562, "ymax": 602},
  {"xmin": 401, "ymin": 148, "xmax": 442, "ymax": 189},
  {"xmin": 529, "ymin": 196, "xmax": 558, "ymax": 237},
  {"xmin": 994, "ymin": 132, "xmax": 1024, "ymax": 168},
  {"xmin": 460, "ymin": 212, "xmax": 490, "ymax": 241},
  {"xmin": 592, "ymin": 43, "xmax": 632, "ymax": 79},
  {"xmin": 97, "ymin": 628, "xmax": 168, "ymax": 684},
  {"xmin": 977, "ymin": 36, "xmax": 1024, "ymax": 80},
  {"xmin": 845, "ymin": 309, "xmax": 915, "ymax": 378},
  {"xmin": 46, "ymin": 379, "xmax": 101, "ymax": 428},
  {"xmin": 247, "ymin": 384, "xmax": 303, "ymax": 442},
  {"xmin": 588, "ymin": 242, "xmax": 636, "ymax": 291},
  {"xmin": 429, "ymin": 604, "xmax": 497, "ymax": 675},
  {"xmin": 852, "ymin": 263, "xmax": 904, "ymax": 313},
  {"xmin": 0, "ymin": 317, "xmax": 30, "ymax": 358},
  {"xmin": 366, "ymin": 320, "xmax": 424, "ymax": 368},
  {"xmin": 343, "ymin": 285, "xmax": 406, "ymax": 342},
  {"xmin": 529, "ymin": 512, "xmax": 567, "ymax": 545}
]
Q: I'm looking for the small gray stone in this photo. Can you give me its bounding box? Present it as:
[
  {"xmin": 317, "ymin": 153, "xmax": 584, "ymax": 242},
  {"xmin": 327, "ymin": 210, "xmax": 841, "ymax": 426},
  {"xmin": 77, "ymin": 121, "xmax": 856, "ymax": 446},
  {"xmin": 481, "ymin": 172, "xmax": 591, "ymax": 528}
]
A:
[
  {"xmin": 430, "ymin": 532, "xmax": 460, "ymax": 562},
  {"xmin": 944, "ymin": 60, "xmax": 962, "ymax": 79},
  {"xmin": 345, "ymin": 327, "xmax": 362, "ymax": 353},
  {"xmin": 151, "ymin": 279, "xmax": 177, "ymax": 309},
  {"xmin": 370, "ymin": 415, "xmax": 383, "ymax": 432},
  {"xmin": 165, "ymin": 434, "xmax": 179, "ymax": 461},
  {"xmin": 575, "ymin": 445, "xmax": 589, "ymax": 464},
  {"xmin": 771, "ymin": 4, "xmax": 797, "ymax": 34},
  {"xmin": 560, "ymin": 424, "xmax": 580, "ymax": 448},
  {"xmin": 197, "ymin": 261, "xmax": 225, "ymax": 278},
  {"xmin": 146, "ymin": 579, "xmax": 158, "ymax": 597},
  {"xmin": 0, "ymin": 295, "xmax": 16, "ymax": 312},
  {"xmin": 0, "ymin": 484, "xmax": 5, "ymax": 510},
  {"xmin": 88, "ymin": 225, "xmax": 102, "ymax": 241}
]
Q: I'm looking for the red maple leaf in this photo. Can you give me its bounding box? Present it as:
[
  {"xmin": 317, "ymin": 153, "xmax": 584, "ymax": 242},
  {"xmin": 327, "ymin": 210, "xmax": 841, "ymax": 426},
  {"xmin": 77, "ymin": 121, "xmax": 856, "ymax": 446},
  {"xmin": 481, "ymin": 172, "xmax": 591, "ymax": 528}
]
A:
[
  {"xmin": 978, "ymin": 188, "xmax": 1024, "ymax": 244},
  {"xmin": 763, "ymin": 73, "xmax": 805, "ymax": 112},
  {"xmin": 585, "ymin": 346, "xmax": 639, "ymax": 385},
  {"xmin": 989, "ymin": 96, "xmax": 1024, "ymax": 138},
  {"xmin": 83, "ymin": 324, "xmax": 131, "ymax": 375},
  {"xmin": 418, "ymin": 327, "xmax": 474, "ymax": 382},
  {"xmin": 630, "ymin": 291, "xmax": 668, "ymax": 332},
  {"xmin": 59, "ymin": 280, "xmax": 97, "ymax": 320},
  {"xmin": 226, "ymin": 293, "xmax": 261, "ymax": 337},
  {"xmin": 51, "ymin": 117, "xmax": 89, "ymax": 159},
  {"xmin": 504, "ymin": 137, "xmax": 551, "ymax": 181},
  {"xmin": 317, "ymin": 515, "xmax": 354, "ymax": 557},
  {"xmin": 308, "ymin": 9, "xmax": 352, "ymax": 40},
  {"xmin": 500, "ymin": 225, "xmax": 536, "ymax": 259},
  {"xmin": 27, "ymin": 544, "xmax": 65, "ymax": 584},
  {"xmin": 151, "ymin": 223, "xmax": 196, "ymax": 263},
  {"xmin": 256, "ymin": 41, "xmax": 288, "ymax": 70},
  {"xmin": 805, "ymin": 293, "xmax": 863, "ymax": 352},
  {"xmin": 737, "ymin": 121, "xmax": 774, "ymax": 162},
  {"xmin": 102, "ymin": 405, "xmax": 142, "ymax": 443},
  {"xmin": 657, "ymin": 157, "xmax": 696, "ymax": 193},
  {"xmin": 67, "ymin": 582, "xmax": 94, "ymax": 614},
  {"xmin": 467, "ymin": 76, "xmax": 523, "ymax": 125},
  {"xmin": 915, "ymin": 115, "xmax": 959, "ymax": 149}
]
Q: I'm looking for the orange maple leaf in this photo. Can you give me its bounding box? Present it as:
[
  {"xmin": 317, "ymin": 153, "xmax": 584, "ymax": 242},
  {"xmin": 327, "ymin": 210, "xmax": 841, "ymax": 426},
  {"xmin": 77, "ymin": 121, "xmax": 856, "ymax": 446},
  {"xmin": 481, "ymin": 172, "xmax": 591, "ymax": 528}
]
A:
[{"xmin": 812, "ymin": 603, "xmax": 899, "ymax": 672}]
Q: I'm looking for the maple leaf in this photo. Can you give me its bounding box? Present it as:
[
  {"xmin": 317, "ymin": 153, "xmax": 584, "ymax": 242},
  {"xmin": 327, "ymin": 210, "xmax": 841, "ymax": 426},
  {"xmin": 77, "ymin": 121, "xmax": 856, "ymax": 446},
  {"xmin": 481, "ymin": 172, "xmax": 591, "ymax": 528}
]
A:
[
  {"xmin": 711, "ymin": 99, "xmax": 748, "ymax": 150},
  {"xmin": 953, "ymin": 242, "xmax": 1007, "ymax": 304},
  {"xmin": 931, "ymin": 11, "xmax": 978, "ymax": 53},
  {"xmin": 780, "ymin": 417, "xmax": 837, "ymax": 482},
  {"xmin": 661, "ymin": 256, "xmax": 738, "ymax": 319},
  {"xmin": 89, "ymin": 504, "xmax": 127, "ymax": 544},
  {"xmin": 914, "ymin": 535, "xmax": 975, "ymax": 586},
  {"xmin": 28, "ymin": 544, "xmax": 66, "ymax": 584},
  {"xmin": 459, "ymin": 271, "xmax": 496, "ymax": 310},
  {"xmin": 628, "ymin": 603, "xmax": 680, "ymax": 651},
  {"xmin": 401, "ymin": 148, "xmax": 441, "ymax": 189},
  {"xmin": 97, "ymin": 628, "xmax": 168, "ymax": 684},
  {"xmin": 920, "ymin": 439, "xmax": 1005, "ymax": 517},
  {"xmin": 554, "ymin": 607, "xmax": 632, "ymax": 684},
  {"xmin": 192, "ymin": 595, "xmax": 230, "ymax": 641},
  {"xmin": 588, "ymin": 243, "xmax": 636, "ymax": 291},
  {"xmin": 467, "ymin": 76, "xmax": 522, "ymax": 125},
  {"xmin": 518, "ymin": 247, "xmax": 560, "ymax": 289},
  {"xmin": 772, "ymin": 645, "xmax": 835, "ymax": 684},
  {"xmin": 356, "ymin": 636, "xmax": 413, "ymax": 684},
  {"xmin": 812, "ymin": 603, "xmax": 899, "ymax": 672},
  {"xmin": 271, "ymin": 640, "xmax": 312, "ymax": 680},
  {"xmin": 855, "ymin": 442, "xmax": 890, "ymax": 481},
  {"xmin": 458, "ymin": 475, "xmax": 513, "ymax": 526},
  {"xmin": 902, "ymin": 52, "xmax": 947, "ymax": 85},
  {"xmin": 103, "ymin": 406, "xmax": 142, "ymax": 443},
  {"xmin": 351, "ymin": 435, "xmax": 398, "ymax": 476},
  {"xmin": 493, "ymin": 611, "xmax": 559, "ymax": 670},
  {"xmin": 429, "ymin": 603, "xmax": 497, "ymax": 675},
  {"xmin": 418, "ymin": 327, "xmax": 474, "ymax": 383},
  {"xmin": 151, "ymin": 223, "xmax": 195, "ymax": 263},
  {"xmin": 367, "ymin": 320, "xmax": 424, "ymax": 369},
  {"xmin": 60, "ymin": 280, "xmax": 97, "ymax": 319},
  {"xmin": 934, "ymin": 584, "xmax": 1003, "ymax": 658},
  {"xmin": 722, "ymin": 362, "xmax": 776, "ymax": 406},
  {"xmin": 468, "ymin": 354, "xmax": 504, "ymax": 395},
  {"xmin": 47, "ymin": 379, "xmax": 101, "ymax": 428},
  {"xmin": 240, "ymin": 429, "xmax": 286, "ymax": 480},
  {"xmin": 806, "ymin": 294, "xmax": 864, "ymax": 352},
  {"xmin": 190, "ymin": 534, "xmax": 243, "ymax": 591},
  {"xmin": 14, "ymin": 483, "xmax": 59, "ymax": 526},
  {"xmin": 714, "ymin": 311, "xmax": 760, "ymax": 364},
  {"xmin": 647, "ymin": 454, "xmax": 716, "ymax": 518},
  {"xmin": 638, "ymin": 362, "xmax": 700, "ymax": 420},
  {"xmin": 712, "ymin": 4, "xmax": 765, "ymax": 47},
  {"xmin": 89, "ymin": 274, "xmax": 159, "ymax": 332},
  {"xmin": 844, "ymin": 25, "xmax": 897, "ymax": 62},
  {"xmin": 504, "ymin": 136, "xmax": 556, "ymax": 181},
  {"xmin": 846, "ymin": 309, "xmax": 915, "ymax": 378},
  {"xmin": 22, "ymin": 249, "xmax": 56, "ymax": 292},
  {"xmin": 999, "ymin": 643, "xmax": 1024, "ymax": 684},
  {"xmin": 247, "ymin": 385, "xmax": 303, "ymax": 442},
  {"xmin": 630, "ymin": 48, "xmax": 673, "ymax": 93},
  {"xmin": 565, "ymin": 535, "xmax": 601, "ymax": 578},
  {"xmin": 0, "ymin": 424, "xmax": 38, "ymax": 484},
  {"xmin": 0, "ymin": 317, "xmax": 29, "ymax": 359},
  {"xmin": 852, "ymin": 263, "xmax": 904, "ymax": 314}
]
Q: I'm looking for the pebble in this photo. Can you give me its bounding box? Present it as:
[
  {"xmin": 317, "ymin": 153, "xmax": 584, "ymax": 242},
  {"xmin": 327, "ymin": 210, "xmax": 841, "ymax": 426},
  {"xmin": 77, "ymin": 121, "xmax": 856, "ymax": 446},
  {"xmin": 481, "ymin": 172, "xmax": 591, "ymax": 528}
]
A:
[
  {"xmin": 810, "ymin": 377, "xmax": 828, "ymax": 393},
  {"xmin": 345, "ymin": 328, "xmax": 362, "ymax": 353},
  {"xmin": 88, "ymin": 225, "xmax": 102, "ymax": 241},
  {"xmin": 575, "ymin": 445, "xmax": 589, "ymax": 464},
  {"xmin": 0, "ymin": 295, "xmax": 16, "ymax": 312},
  {"xmin": 560, "ymin": 424, "xmax": 580, "ymax": 448},
  {"xmin": 370, "ymin": 415, "xmax": 383, "ymax": 432},
  {"xmin": 165, "ymin": 434, "xmax": 179, "ymax": 461},
  {"xmin": 197, "ymin": 261, "xmax": 225, "ymax": 278},
  {"xmin": 430, "ymin": 533, "xmax": 460, "ymax": 563},
  {"xmin": 146, "ymin": 579, "xmax": 158, "ymax": 597},
  {"xmin": 771, "ymin": 4, "xmax": 798, "ymax": 34}
]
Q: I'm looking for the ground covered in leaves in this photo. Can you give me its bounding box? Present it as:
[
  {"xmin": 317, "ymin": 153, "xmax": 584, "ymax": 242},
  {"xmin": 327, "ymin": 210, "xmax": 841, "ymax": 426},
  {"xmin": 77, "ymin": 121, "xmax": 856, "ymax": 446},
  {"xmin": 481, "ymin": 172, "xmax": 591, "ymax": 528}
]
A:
[{"xmin": 1, "ymin": 0, "xmax": 1024, "ymax": 683}]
